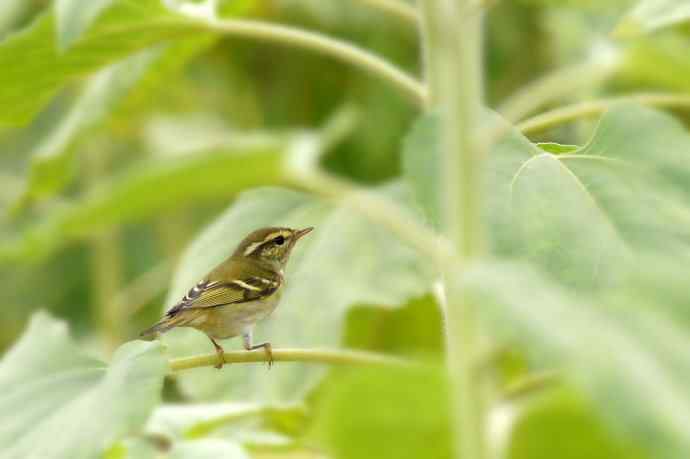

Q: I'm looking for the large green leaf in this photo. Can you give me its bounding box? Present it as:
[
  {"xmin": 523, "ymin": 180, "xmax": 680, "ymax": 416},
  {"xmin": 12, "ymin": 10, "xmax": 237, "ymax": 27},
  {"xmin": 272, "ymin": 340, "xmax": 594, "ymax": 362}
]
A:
[
  {"xmin": 616, "ymin": 0, "xmax": 690, "ymax": 36},
  {"xmin": 404, "ymin": 103, "xmax": 690, "ymax": 458},
  {"xmin": 147, "ymin": 402, "xmax": 306, "ymax": 441},
  {"xmin": 507, "ymin": 387, "xmax": 650, "ymax": 459},
  {"xmin": 0, "ymin": 312, "xmax": 167, "ymax": 459},
  {"xmin": 162, "ymin": 186, "xmax": 433, "ymax": 402},
  {"xmin": 0, "ymin": 0, "xmax": 202, "ymax": 125},
  {"xmin": 314, "ymin": 366, "xmax": 451, "ymax": 459},
  {"xmin": 17, "ymin": 49, "xmax": 159, "ymax": 204},
  {"xmin": 13, "ymin": 35, "xmax": 217, "ymax": 208},
  {"xmin": 0, "ymin": 137, "xmax": 288, "ymax": 263},
  {"xmin": 464, "ymin": 263, "xmax": 690, "ymax": 459}
]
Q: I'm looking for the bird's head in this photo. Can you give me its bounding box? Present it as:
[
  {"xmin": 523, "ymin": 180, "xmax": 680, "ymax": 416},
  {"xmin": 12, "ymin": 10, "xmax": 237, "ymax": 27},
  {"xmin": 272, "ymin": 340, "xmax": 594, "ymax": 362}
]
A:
[{"xmin": 234, "ymin": 226, "xmax": 314, "ymax": 268}]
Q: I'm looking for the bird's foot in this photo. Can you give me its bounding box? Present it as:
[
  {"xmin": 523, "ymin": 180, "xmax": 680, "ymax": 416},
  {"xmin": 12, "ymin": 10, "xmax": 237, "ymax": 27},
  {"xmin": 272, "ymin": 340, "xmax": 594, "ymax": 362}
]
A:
[
  {"xmin": 210, "ymin": 337, "xmax": 225, "ymax": 370},
  {"xmin": 214, "ymin": 350, "xmax": 225, "ymax": 370},
  {"xmin": 247, "ymin": 342, "xmax": 273, "ymax": 369},
  {"xmin": 263, "ymin": 343, "xmax": 273, "ymax": 369}
]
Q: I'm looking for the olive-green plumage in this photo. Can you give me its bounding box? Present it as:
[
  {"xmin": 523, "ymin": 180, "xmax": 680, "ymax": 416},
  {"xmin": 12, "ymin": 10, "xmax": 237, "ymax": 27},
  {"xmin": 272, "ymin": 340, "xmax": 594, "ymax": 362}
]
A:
[{"xmin": 141, "ymin": 226, "xmax": 313, "ymax": 368}]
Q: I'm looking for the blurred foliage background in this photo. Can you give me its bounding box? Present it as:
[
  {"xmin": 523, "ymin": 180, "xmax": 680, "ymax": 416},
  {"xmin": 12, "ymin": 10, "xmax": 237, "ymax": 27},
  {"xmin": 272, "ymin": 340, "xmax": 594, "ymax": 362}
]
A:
[{"xmin": 1, "ymin": 0, "xmax": 690, "ymax": 458}]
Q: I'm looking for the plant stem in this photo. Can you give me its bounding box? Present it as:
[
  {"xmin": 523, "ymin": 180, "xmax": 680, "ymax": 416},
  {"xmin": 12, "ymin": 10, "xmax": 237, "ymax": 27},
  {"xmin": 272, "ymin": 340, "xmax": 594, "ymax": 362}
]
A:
[
  {"xmin": 168, "ymin": 347, "xmax": 416, "ymax": 371},
  {"xmin": 85, "ymin": 146, "xmax": 125, "ymax": 353},
  {"xmin": 518, "ymin": 93, "xmax": 690, "ymax": 135},
  {"xmin": 188, "ymin": 16, "xmax": 427, "ymax": 105},
  {"xmin": 420, "ymin": 2, "xmax": 487, "ymax": 459},
  {"xmin": 498, "ymin": 57, "xmax": 619, "ymax": 123}
]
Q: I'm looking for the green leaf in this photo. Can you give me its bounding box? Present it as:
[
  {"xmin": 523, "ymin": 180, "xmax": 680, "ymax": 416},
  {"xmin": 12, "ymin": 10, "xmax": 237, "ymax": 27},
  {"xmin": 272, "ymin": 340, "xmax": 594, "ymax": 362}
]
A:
[
  {"xmin": 342, "ymin": 294, "xmax": 443, "ymax": 358},
  {"xmin": 106, "ymin": 438, "xmax": 249, "ymax": 459},
  {"xmin": 619, "ymin": 36, "xmax": 690, "ymax": 94},
  {"xmin": 463, "ymin": 262, "xmax": 690, "ymax": 459},
  {"xmin": 0, "ymin": 136, "xmax": 288, "ymax": 263},
  {"xmin": 0, "ymin": 0, "xmax": 201, "ymax": 125},
  {"xmin": 17, "ymin": 49, "xmax": 160, "ymax": 205},
  {"xmin": 162, "ymin": 186, "xmax": 433, "ymax": 402},
  {"xmin": 0, "ymin": 312, "xmax": 167, "ymax": 459},
  {"xmin": 315, "ymin": 366, "xmax": 451, "ymax": 459},
  {"xmin": 13, "ymin": 35, "xmax": 218, "ymax": 208},
  {"xmin": 55, "ymin": 0, "xmax": 114, "ymax": 50},
  {"xmin": 615, "ymin": 0, "xmax": 690, "ymax": 37},
  {"xmin": 508, "ymin": 388, "xmax": 650, "ymax": 459},
  {"xmin": 536, "ymin": 142, "xmax": 579, "ymax": 154}
]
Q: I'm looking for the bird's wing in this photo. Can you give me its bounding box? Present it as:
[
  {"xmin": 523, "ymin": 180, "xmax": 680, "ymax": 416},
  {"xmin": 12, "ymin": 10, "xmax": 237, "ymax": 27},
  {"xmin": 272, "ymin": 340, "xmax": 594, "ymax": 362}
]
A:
[{"xmin": 166, "ymin": 272, "xmax": 281, "ymax": 316}]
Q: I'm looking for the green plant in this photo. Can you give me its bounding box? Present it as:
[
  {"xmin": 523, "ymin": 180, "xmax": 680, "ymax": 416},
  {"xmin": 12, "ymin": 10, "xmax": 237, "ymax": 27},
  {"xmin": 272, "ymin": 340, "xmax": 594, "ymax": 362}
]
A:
[{"xmin": 1, "ymin": 0, "xmax": 690, "ymax": 458}]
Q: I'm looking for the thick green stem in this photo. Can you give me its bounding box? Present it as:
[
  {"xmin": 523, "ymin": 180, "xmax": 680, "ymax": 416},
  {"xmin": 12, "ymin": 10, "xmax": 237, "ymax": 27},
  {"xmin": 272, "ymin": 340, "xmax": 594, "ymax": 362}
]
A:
[{"xmin": 420, "ymin": 1, "xmax": 487, "ymax": 459}]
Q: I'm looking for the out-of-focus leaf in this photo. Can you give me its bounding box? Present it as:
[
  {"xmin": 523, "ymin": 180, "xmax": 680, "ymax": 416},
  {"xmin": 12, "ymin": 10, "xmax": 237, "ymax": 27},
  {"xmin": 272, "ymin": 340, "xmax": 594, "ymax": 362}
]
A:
[
  {"xmin": 14, "ymin": 35, "xmax": 218, "ymax": 208},
  {"xmin": 0, "ymin": 0, "xmax": 202, "ymax": 125},
  {"xmin": 167, "ymin": 440, "xmax": 249, "ymax": 459},
  {"xmin": 104, "ymin": 438, "xmax": 158, "ymax": 459},
  {"xmin": 0, "ymin": 312, "xmax": 167, "ymax": 459},
  {"xmin": 342, "ymin": 294, "xmax": 443, "ymax": 358},
  {"xmin": 162, "ymin": 186, "xmax": 433, "ymax": 402},
  {"xmin": 147, "ymin": 403, "xmax": 267, "ymax": 440},
  {"xmin": 619, "ymin": 37, "xmax": 690, "ymax": 93},
  {"xmin": 17, "ymin": 49, "xmax": 159, "ymax": 205},
  {"xmin": 0, "ymin": 0, "xmax": 32, "ymax": 37},
  {"xmin": 55, "ymin": 0, "xmax": 113, "ymax": 50},
  {"xmin": 314, "ymin": 366, "xmax": 451, "ymax": 459},
  {"xmin": 0, "ymin": 138, "xmax": 288, "ymax": 263},
  {"xmin": 615, "ymin": 0, "xmax": 690, "ymax": 37},
  {"xmin": 463, "ymin": 262, "xmax": 690, "ymax": 459},
  {"xmin": 106, "ymin": 438, "xmax": 249, "ymax": 459},
  {"xmin": 507, "ymin": 388, "xmax": 650, "ymax": 459},
  {"xmin": 145, "ymin": 402, "xmax": 307, "ymax": 448}
]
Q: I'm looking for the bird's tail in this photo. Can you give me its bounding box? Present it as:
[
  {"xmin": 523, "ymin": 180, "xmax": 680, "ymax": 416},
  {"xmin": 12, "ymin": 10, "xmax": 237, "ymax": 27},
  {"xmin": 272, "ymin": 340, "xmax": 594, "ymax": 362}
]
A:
[{"xmin": 139, "ymin": 313, "xmax": 188, "ymax": 338}]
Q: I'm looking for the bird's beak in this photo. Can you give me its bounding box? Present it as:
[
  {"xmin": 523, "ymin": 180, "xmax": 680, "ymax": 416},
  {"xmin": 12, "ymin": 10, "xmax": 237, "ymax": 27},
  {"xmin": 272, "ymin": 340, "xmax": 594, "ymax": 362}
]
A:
[{"xmin": 295, "ymin": 227, "xmax": 314, "ymax": 239}]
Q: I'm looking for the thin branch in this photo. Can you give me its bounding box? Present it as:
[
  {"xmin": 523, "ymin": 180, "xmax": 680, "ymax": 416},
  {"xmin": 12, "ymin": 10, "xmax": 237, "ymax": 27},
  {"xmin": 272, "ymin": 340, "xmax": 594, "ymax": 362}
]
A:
[
  {"xmin": 355, "ymin": 0, "xmax": 419, "ymax": 26},
  {"xmin": 184, "ymin": 16, "xmax": 427, "ymax": 106},
  {"xmin": 518, "ymin": 93, "xmax": 690, "ymax": 136},
  {"xmin": 169, "ymin": 347, "xmax": 417, "ymax": 371}
]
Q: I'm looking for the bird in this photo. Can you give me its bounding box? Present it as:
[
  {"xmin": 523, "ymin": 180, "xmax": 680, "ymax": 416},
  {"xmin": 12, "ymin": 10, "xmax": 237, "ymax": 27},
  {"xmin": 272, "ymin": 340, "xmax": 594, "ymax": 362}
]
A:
[{"xmin": 140, "ymin": 226, "xmax": 313, "ymax": 369}]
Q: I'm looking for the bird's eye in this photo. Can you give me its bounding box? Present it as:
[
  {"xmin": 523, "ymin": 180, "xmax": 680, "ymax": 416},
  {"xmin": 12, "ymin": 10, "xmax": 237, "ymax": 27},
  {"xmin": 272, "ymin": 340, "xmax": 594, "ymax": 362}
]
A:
[{"xmin": 274, "ymin": 235, "xmax": 285, "ymax": 245}]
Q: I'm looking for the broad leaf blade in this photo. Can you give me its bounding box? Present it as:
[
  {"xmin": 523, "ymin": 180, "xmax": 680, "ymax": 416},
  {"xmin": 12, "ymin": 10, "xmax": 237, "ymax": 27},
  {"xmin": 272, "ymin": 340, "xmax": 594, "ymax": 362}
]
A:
[
  {"xmin": 0, "ymin": 137, "xmax": 288, "ymax": 264},
  {"xmin": 0, "ymin": 0, "xmax": 200, "ymax": 125},
  {"xmin": 0, "ymin": 312, "xmax": 167, "ymax": 459},
  {"xmin": 464, "ymin": 263, "xmax": 690, "ymax": 458}
]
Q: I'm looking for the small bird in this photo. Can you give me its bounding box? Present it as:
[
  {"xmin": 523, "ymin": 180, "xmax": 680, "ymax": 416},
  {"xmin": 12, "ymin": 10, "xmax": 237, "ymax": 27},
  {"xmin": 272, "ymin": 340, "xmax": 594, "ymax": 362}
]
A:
[{"xmin": 141, "ymin": 226, "xmax": 313, "ymax": 369}]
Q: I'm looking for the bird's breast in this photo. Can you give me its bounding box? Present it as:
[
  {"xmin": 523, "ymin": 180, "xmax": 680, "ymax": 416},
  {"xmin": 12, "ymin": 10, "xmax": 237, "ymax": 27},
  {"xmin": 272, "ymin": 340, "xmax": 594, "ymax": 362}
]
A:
[{"xmin": 195, "ymin": 290, "xmax": 282, "ymax": 339}]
